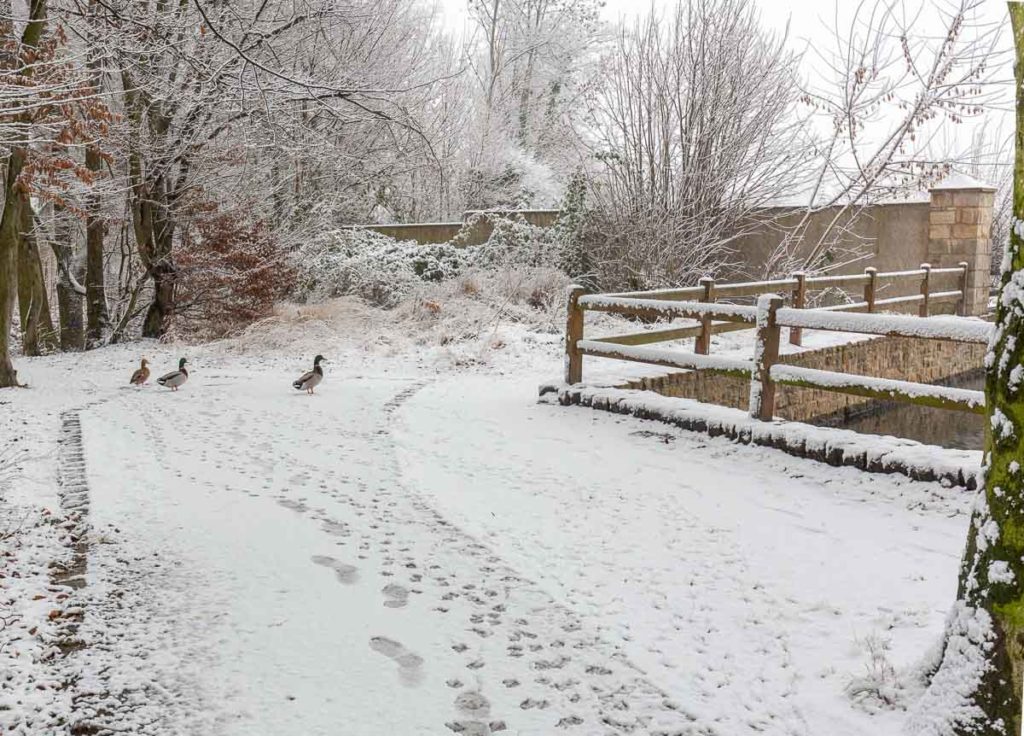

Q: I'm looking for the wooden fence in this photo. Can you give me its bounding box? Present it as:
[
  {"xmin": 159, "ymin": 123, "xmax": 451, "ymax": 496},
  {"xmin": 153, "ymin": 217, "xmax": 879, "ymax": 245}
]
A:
[
  {"xmin": 601, "ymin": 262, "xmax": 970, "ymax": 353},
  {"xmin": 564, "ymin": 273, "xmax": 991, "ymax": 423}
]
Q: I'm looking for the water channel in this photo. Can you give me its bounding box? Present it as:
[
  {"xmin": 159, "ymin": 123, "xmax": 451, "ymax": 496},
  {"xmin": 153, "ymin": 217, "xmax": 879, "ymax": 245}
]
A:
[{"xmin": 809, "ymin": 371, "xmax": 985, "ymax": 451}]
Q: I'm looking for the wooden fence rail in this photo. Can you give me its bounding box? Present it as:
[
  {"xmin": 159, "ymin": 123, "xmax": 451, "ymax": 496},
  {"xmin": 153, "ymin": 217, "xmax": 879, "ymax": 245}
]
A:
[
  {"xmin": 563, "ymin": 286, "xmax": 992, "ymax": 426},
  {"xmin": 604, "ymin": 262, "xmax": 970, "ymax": 353}
]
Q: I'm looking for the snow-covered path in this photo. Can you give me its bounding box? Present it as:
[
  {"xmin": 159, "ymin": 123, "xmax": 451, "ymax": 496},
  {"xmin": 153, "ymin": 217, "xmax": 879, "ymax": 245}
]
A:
[
  {"xmin": 73, "ymin": 372, "xmax": 691, "ymax": 735},
  {"xmin": 398, "ymin": 378, "xmax": 971, "ymax": 735},
  {"xmin": 6, "ymin": 350, "xmax": 971, "ymax": 736}
]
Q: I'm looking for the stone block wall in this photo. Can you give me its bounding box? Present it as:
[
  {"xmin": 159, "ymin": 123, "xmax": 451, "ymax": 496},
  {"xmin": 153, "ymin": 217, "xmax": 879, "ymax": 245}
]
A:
[
  {"xmin": 620, "ymin": 335, "xmax": 986, "ymax": 422},
  {"xmin": 927, "ymin": 181, "xmax": 994, "ymax": 317}
]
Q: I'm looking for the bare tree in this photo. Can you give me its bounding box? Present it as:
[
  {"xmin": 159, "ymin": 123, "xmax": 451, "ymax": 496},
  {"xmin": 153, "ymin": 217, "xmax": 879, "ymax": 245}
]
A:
[
  {"xmin": 764, "ymin": 0, "xmax": 1005, "ymax": 276},
  {"xmin": 465, "ymin": 0, "xmax": 601, "ymax": 209},
  {"xmin": 581, "ymin": 0, "xmax": 808, "ymax": 290}
]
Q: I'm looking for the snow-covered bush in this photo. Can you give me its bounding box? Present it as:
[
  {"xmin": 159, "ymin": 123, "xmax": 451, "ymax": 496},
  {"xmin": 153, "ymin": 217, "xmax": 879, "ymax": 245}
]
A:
[
  {"xmin": 469, "ymin": 216, "xmax": 561, "ymax": 270},
  {"xmin": 290, "ymin": 201, "xmax": 587, "ymax": 311},
  {"xmin": 293, "ymin": 229, "xmax": 468, "ymax": 308}
]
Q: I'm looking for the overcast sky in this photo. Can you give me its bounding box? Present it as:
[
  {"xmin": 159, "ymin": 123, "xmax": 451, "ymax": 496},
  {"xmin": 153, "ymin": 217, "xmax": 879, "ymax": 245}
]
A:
[
  {"xmin": 438, "ymin": 0, "xmax": 1015, "ymax": 175},
  {"xmin": 438, "ymin": 0, "xmax": 1009, "ymax": 32}
]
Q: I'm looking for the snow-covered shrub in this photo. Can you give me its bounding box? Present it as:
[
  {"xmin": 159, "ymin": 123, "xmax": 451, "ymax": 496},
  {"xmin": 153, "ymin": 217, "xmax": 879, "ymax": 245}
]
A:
[
  {"xmin": 461, "ymin": 141, "xmax": 561, "ymax": 210},
  {"xmin": 846, "ymin": 633, "xmax": 915, "ymax": 713},
  {"xmin": 468, "ymin": 216, "xmax": 560, "ymax": 270},
  {"xmin": 554, "ymin": 170, "xmax": 596, "ymax": 288},
  {"xmin": 293, "ymin": 228, "xmax": 468, "ymax": 308},
  {"xmin": 392, "ymin": 266, "xmax": 570, "ymax": 346},
  {"xmin": 291, "ymin": 211, "xmax": 573, "ymax": 311}
]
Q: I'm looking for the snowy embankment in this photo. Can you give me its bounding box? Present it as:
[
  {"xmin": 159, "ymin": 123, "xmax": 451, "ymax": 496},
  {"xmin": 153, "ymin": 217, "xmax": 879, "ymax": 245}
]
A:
[
  {"xmin": 547, "ymin": 383, "xmax": 983, "ymax": 489},
  {"xmin": 0, "ymin": 296, "xmax": 977, "ymax": 735}
]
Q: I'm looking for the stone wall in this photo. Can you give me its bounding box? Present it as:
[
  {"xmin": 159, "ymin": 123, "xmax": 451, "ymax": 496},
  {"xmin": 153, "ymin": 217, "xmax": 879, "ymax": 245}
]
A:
[
  {"xmin": 620, "ymin": 335, "xmax": 986, "ymax": 423},
  {"xmin": 926, "ymin": 182, "xmax": 994, "ymax": 317}
]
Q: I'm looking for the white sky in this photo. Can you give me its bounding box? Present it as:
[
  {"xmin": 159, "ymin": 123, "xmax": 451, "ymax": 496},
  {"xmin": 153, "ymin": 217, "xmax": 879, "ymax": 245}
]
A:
[
  {"xmin": 438, "ymin": 0, "xmax": 1009, "ymax": 36},
  {"xmin": 437, "ymin": 0, "xmax": 1015, "ymax": 173}
]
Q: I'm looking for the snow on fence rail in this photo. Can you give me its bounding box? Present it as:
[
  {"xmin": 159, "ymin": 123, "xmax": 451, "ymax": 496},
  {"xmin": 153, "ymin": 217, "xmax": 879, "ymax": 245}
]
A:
[
  {"xmin": 577, "ymin": 339, "xmax": 753, "ymax": 378},
  {"xmin": 563, "ymin": 286, "xmax": 994, "ymax": 426},
  {"xmin": 602, "ymin": 262, "xmax": 970, "ymax": 353}
]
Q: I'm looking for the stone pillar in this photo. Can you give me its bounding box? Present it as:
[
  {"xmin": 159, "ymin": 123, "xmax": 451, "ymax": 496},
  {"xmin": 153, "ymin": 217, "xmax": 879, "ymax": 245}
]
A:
[{"xmin": 928, "ymin": 175, "xmax": 995, "ymax": 316}]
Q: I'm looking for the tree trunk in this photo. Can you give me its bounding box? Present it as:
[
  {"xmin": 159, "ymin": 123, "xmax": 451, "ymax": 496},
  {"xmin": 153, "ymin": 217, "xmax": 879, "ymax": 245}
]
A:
[
  {"xmin": 125, "ymin": 124, "xmax": 177, "ymax": 339},
  {"xmin": 918, "ymin": 6, "xmax": 1024, "ymax": 734},
  {"xmin": 0, "ymin": 198, "xmax": 18, "ymax": 386},
  {"xmin": 85, "ymin": 143, "xmax": 108, "ymax": 346},
  {"xmin": 141, "ymin": 260, "xmax": 176, "ymax": 338},
  {"xmin": 0, "ymin": 0, "xmax": 46, "ymax": 388},
  {"xmin": 55, "ymin": 276, "xmax": 85, "ymax": 351},
  {"xmin": 84, "ymin": 1, "xmax": 107, "ymax": 346},
  {"xmin": 49, "ymin": 207, "xmax": 85, "ymax": 351},
  {"xmin": 0, "ymin": 154, "xmax": 27, "ymax": 386},
  {"xmin": 17, "ymin": 202, "xmax": 56, "ymax": 355}
]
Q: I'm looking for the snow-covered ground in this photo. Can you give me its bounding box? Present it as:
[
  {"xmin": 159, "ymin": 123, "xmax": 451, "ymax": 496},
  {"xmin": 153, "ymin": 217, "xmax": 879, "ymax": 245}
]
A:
[{"xmin": 0, "ymin": 300, "xmax": 974, "ymax": 735}]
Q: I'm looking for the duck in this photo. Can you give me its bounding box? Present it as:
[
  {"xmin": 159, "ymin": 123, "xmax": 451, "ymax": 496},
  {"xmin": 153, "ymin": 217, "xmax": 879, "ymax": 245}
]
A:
[
  {"xmin": 129, "ymin": 358, "xmax": 150, "ymax": 386},
  {"xmin": 157, "ymin": 358, "xmax": 189, "ymax": 391},
  {"xmin": 293, "ymin": 355, "xmax": 326, "ymax": 395}
]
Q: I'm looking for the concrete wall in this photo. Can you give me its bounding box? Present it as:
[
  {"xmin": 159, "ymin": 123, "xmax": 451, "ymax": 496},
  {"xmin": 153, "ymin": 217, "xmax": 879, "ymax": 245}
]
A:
[
  {"xmin": 729, "ymin": 202, "xmax": 931, "ymax": 281},
  {"xmin": 351, "ymin": 182, "xmax": 995, "ymax": 316},
  {"xmin": 366, "ymin": 222, "xmax": 464, "ymax": 244},
  {"xmin": 620, "ymin": 335, "xmax": 986, "ymax": 423},
  {"xmin": 354, "ymin": 209, "xmax": 561, "ymax": 247}
]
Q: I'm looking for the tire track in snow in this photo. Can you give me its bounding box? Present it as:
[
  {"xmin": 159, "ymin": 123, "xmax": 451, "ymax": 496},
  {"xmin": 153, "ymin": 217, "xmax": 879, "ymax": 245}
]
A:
[{"xmin": 55, "ymin": 393, "xmax": 227, "ymax": 736}]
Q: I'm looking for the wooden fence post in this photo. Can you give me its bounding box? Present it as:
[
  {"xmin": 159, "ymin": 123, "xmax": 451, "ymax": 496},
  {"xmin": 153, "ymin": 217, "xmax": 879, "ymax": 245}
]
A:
[
  {"xmin": 956, "ymin": 261, "xmax": 970, "ymax": 317},
  {"xmin": 750, "ymin": 294, "xmax": 783, "ymax": 421},
  {"xmin": 565, "ymin": 285, "xmax": 585, "ymax": 384},
  {"xmin": 864, "ymin": 267, "xmax": 878, "ymax": 313},
  {"xmin": 919, "ymin": 263, "xmax": 931, "ymax": 317},
  {"xmin": 696, "ymin": 276, "xmax": 715, "ymax": 355},
  {"xmin": 789, "ymin": 272, "xmax": 806, "ymax": 346}
]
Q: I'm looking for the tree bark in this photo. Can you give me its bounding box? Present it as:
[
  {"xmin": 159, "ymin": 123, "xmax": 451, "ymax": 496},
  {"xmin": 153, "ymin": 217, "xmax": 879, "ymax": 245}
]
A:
[
  {"xmin": 920, "ymin": 5, "xmax": 1024, "ymax": 734},
  {"xmin": 84, "ymin": 0, "xmax": 107, "ymax": 346},
  {"xmin": 85, "ymin": 143, "xmax": 108, "ymax": 345},
  {"xmin": 49, "ymin": 206, "xmax": 85, "ymax": 351},
  {"xmin": 0, "ymin": 0, "xmax": 46, "ymax": 388},
  {"xmin": 123, "ymin": 91, "xmax": 177, "ymax": 339},
  {"xmin": 16, "ymin": 202, "xmax": 56, "ymax": 355},
  {"xmin": 141, "ymin": 258, "xmax": 176, "ymax": 338}
]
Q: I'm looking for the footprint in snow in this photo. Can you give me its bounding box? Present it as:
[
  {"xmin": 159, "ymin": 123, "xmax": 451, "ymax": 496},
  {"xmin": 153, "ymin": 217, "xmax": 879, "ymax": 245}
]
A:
[
  {"xmin": 369, "ymin": 636, "xmax": 424, "ymax": 686},
  {"xmin": 383, "ymin": 583, "xmax": 410, "ymax": 608},
  {"xmin": 311, "ymin": 555, "xmax": 359, "ymax": 584},
  {"xmin": 321, "ymin": 520, "xmax": 349, "ymax": 537},
  {"xmin": 278, "ymin": 498, "xmax": 308, "ymax": 513},
  {"xmin": 446, "ymin": 691, "xmax": 496, "ymax": 735}
]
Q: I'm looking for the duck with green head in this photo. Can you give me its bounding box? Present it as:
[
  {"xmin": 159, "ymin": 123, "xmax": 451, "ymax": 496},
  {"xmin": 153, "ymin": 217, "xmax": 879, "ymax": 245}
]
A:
[
  {"xmin": 157, "ymin": 358, "xmax": 189, "ymax": 391},
  {"xmin": 293, "ymin": 355, "xmax": 326, "ymax": 395}
]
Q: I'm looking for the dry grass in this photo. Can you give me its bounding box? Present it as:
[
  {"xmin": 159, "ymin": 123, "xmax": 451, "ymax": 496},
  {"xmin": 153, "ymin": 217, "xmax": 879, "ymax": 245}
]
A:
[{"xmin": 212, "ymin": 266, "xmax": 571, "ymax": 361}]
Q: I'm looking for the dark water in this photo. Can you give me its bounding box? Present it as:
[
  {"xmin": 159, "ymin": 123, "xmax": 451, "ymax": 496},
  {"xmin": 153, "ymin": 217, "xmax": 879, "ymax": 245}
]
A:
[{"xmin": 809, "ymin": 372, "xmax": 985, "ymax": 450}]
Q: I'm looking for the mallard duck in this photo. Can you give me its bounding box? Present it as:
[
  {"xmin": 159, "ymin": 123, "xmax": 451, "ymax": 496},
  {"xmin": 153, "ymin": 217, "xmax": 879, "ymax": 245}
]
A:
[
  {"xmin": 157, "ymin": 358, "xmax": 189, "ymax": 391},
  {"xmin": 293, "ymin": 355, "xmax": 326, "ymax": 394},
  {"xmin": 129, "ymin": 358, "xmax": 150, "ymax": 386}
]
